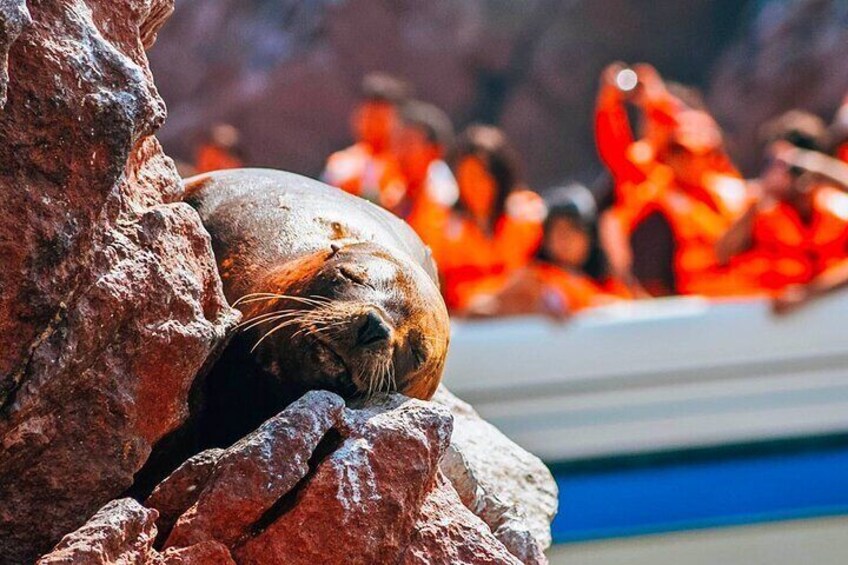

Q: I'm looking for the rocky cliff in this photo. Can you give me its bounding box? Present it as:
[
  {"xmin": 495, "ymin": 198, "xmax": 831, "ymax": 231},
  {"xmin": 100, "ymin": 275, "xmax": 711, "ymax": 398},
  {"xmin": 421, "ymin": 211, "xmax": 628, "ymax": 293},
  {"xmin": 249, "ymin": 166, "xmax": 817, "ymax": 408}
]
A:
[{"xmin": 0, "ymin": 1, "xmax": 557, "ymax": 563}]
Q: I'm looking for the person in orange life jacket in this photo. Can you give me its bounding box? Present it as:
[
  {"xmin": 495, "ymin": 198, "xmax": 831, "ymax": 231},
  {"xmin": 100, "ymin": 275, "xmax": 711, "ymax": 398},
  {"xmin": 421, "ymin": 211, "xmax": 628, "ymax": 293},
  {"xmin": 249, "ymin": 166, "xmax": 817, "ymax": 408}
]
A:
[
  {"xmin": 464, "ymin": 184, "xmax": 627, "ymax": 319},
  {"xmin": 322, "ymin": 73, "xmax": 409, "ymax": 208},
  {"xmin": 393, "ymin": 100, "xmax": 458, "ymax": 246},
  {"xmin": 716, "ymin": 128, "xmax": 848, "ymax": 313},
  {"xmin": 595, "ymin": 64, "xmax": 752, "ymax": 296},
  {"xmin": 436, "ymin": 125, "xmax": 546, "ymax": 312},
  {"xmin": 195, "ymin": 124, "xmax": 245, "ymax": 174}
]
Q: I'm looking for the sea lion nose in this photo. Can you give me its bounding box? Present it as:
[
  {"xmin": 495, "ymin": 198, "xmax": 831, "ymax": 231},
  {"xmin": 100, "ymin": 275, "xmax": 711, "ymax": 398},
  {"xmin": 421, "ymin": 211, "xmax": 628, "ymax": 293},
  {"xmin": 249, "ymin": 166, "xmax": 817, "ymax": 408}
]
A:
[{"xmin": 357, "ymin": 310, "xmax": 391, "ymax": 346}]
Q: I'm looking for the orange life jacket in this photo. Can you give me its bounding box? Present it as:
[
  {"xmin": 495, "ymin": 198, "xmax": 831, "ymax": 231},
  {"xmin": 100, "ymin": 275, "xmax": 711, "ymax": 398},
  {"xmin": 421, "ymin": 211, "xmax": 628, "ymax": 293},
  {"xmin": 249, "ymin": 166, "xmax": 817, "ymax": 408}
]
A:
[
  {"xmin": 435, "ymin": 190, "xmax": 545, "ymax": 310},
  {"xmin": 611, "ymin": 165, "xmax": 762, "ymax": 296},
  {"xmin": 195, "ymin": 145, "xmax": 243, "ymax": 174},
  {"xmin": 744, "ymin": 186, "xmax": 848, "ymax": 291},
  {"xmin": 323, "ymin": 142, "xmax": 406, "ymax": 209}
]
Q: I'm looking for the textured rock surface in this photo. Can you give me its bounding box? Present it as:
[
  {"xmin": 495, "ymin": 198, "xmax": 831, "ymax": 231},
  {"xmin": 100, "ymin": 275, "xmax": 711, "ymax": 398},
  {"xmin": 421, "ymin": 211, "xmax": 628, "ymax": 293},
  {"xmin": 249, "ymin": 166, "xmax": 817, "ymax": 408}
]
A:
[
  {"xmin": 0, "ymin": 0, "xmax": 238, "ymax": 561},
  {"xmin": 165, "ymin": 391, "xmax": 345, "ymax": 549},
  {"xmin": 36, "ymin": 498, "xmax": 235, "ymax": 565},
  {"xmin": 400, "ymin": 473, "xmax": 523, "ymax": 565},
  {"xmin": 435, "ymin": 386, "xmax": 558, "ymax": 564},
  {"xmin": 145, "ymin": 448, "xmax": 226, "ymax": 544},
  {"xmin": 141, "ymin": 391, "xmax": 551, "ymax": 564},
  {"xmin": 709, "ymin": 0, "xmax": 848, "ymax": 173},
  {"xmin": 148, "ymin": 0, "xmax": 752, "ymax": 187},
  {"xmin": 235, "ymin": 395, "xmax": 454, "ymax": 565}
]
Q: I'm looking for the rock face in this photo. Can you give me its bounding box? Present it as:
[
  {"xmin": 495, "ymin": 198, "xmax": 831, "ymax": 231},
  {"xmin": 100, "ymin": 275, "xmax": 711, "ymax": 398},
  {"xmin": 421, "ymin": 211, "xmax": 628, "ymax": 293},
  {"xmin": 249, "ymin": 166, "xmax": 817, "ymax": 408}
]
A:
[
  {"xmin": 40, "ymin": 390, "xmax": 558, "ymax": 564},
  {"xmin": 709, "ymin": 0, "xmax": 848, "ymax": 173},
  {"xmin": 36, "ymin": 498, "xmax": 235, "ymax": 565},
  {"xmin": 0, "ymin": 0, "xmax": 238, "ymax": 561},
  {"xmin": 3, "ymin": 1, "xmax": 558, "ymax": 562},
  {"xmin": 148, "ymin": 0, "xmax": 752, "ymax": 187},
  {"xmin": 435, "ymin": 387, "xmax": 558, "ymax": 564}
]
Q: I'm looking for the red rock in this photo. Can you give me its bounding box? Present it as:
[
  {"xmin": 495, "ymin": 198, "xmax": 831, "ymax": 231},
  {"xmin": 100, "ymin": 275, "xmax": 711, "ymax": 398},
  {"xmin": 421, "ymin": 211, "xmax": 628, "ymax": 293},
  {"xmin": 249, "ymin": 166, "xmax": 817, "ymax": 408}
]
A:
[
  {"xmin": 36, "ymin": 498, "xmax": 234, "ymax": 565},
  {"xmin": 234, "ymin": 395, "xmax": 453, "ymax": 565},
  {"xmin": 36, "ymin": 499, "xmax": 160, "ymax": 565},
  {"xmin": 0, "ymin": 0, "xmax": 238, "ymax": 561},
  {"xmin": 145, "ymin": 448, "xmax": 225, "ymax": 543},
  {"xmin": 165, "ymin": 391, "xmax": 345, "ymax": 548},
  {"xmin": 434, "ymin": 387, "xmax": 557, "ymax": 564},
  {"xmin": 400, "ymin": 473, "xmax": 522, "ymax": 565}
]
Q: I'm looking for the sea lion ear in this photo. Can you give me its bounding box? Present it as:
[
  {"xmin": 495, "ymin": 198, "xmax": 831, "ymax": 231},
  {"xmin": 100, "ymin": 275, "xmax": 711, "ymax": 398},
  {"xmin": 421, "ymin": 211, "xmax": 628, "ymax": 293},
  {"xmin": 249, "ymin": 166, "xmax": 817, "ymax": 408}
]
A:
[{"xmin": 329, "ymin": 243, "xmax": 342, "ymax": 256}]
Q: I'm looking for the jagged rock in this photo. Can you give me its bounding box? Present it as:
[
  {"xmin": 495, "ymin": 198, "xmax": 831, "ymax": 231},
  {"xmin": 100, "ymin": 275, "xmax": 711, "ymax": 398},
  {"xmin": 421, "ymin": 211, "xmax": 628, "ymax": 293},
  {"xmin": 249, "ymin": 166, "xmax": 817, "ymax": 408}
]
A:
[
  {"xmin": 164, "ymin": 391, "xmax": 345, "ymax": 548},
  {"xmin": 145, "ymin": 448, "xmax": 226, "ymax": 544},
  {"xmin": 235, "ymin": 395, "xmax": 454, "ymax": 565},
  {"xmin": 67, "ymin": 390, "xmax": 553, "ymax": 564},
  {"xmin": 36, "ymin": 498, "xmax": 234, "ymax": 565},
  {"xmin": 434, "ymin": 386, "xmax": 558, "ymax": 564},
  {"xmin": 0, "ymin": 0, "xmax": 238, "ymax": 561},
  {"xmin": 400, "ymin": 473, "xmax": 522, "ymax": 565}
]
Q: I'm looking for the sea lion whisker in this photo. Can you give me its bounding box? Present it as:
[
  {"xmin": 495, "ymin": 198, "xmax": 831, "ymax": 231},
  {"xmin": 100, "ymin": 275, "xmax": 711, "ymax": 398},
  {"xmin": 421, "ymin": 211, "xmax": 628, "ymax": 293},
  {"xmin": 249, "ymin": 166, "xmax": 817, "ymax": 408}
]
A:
[
  {"xmin": 237, "ymin": 308, "xmax": 307, "ymax": 328},
  {"xmin": 251, "ymin": 318, "xmax": 307, "ymax": 352},
  {"xmin": 239, "ymin": 312, "xmax": 306, "ymax": 333},
  {"xmin": 235, "ymin": 293, "xmax": 330, "ymax": 308}
]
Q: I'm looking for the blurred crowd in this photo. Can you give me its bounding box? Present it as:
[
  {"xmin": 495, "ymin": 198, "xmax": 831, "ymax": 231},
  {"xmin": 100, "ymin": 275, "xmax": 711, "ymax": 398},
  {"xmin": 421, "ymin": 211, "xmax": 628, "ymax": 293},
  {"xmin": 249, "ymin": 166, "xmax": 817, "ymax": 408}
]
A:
[{"xmin": 191, "ymin": 68, "xmax": 848, "ymax": 319}]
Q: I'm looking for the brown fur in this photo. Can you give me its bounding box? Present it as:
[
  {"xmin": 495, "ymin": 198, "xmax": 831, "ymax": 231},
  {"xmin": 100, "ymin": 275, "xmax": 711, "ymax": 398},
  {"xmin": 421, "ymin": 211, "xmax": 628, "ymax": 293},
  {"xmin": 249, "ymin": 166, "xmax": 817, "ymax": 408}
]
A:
[{"xmin": 186, "ymin": 169, "xmax": 449, "ymax": 403}]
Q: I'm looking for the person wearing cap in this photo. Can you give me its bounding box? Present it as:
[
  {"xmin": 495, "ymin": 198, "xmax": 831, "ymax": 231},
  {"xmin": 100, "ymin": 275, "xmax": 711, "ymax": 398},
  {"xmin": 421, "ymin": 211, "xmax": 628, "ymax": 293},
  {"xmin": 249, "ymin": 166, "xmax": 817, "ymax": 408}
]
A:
[
  {"xmin": 194, "ymin": 124, "xmax": 245, "ymax": 174},
  {"xmin": 393, "ymin": 100, "xmax": 458, "ymax": 249},
  {"xmin": 463, "ymin": 185, "xmax": 627, "ymax": 319},
  {"xmin": 322, "ymin": 73, "xmax": 409, "ymax": 208},
  {"xmin": 594, "ymin": 63, "xmax": 755, "ymax": 296},
  {"xmin": 716, "ymin": 117, "xmax": 848, "ymax": 311},
  {"xmin": 435, "ymin": 125, "xmax": 546, "ymax": 313}
]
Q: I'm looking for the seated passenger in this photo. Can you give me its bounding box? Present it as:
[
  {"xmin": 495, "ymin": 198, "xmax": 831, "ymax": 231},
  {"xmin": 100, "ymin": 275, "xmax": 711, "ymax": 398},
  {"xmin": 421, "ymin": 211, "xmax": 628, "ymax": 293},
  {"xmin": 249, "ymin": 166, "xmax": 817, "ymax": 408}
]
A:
[
  {"xmin": 394, "ymin": 100, "xmax": 458, "ymax": 241},
  {"xmin": 322, "ymin": 73, "xmax": 408, "ymax": 208},
  {"xmin": 195, "ymin": 124, "xmax": 244, "ymax": 174},
  {"xmin": 464, "ymin": 185, "xmax": 626, "ymax": 318},
  {"xmin": 434, "ymin": 125, "xmax": 545, "ymax": 312},
  {"xmin": 716, "ymin": 139, "xmax": 848, "ymax": 312}
]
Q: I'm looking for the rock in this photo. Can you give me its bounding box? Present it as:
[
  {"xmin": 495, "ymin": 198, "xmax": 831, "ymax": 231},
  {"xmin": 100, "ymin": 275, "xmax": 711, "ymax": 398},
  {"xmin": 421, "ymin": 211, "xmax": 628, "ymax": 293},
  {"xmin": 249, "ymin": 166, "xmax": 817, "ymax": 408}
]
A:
[
  {"xmin": 164, "ymin": 391, "xmax": 345, "ymax": 548},
  {"xmin": 400, "ymin": 473, "xmax": 522, "ymax": 565},
  {"xmin": 0, "ymin": 0, "xmax": 238, "ymax": 561},
  {"xmin": 434, "ymin": 386, "xmax": 558, "ymax": 564},
  {"xmin": 36, "ymin": 498, "xmax": 234, "ymax": 565},
  {"xmin": 709, "ymin": 0, "xmax": 848, "ymax": 173},
  {"xmin": 145, "ymin": 448, "xmax": 226, "ymax": 544},
  {"xmin": 234, "ymin": 395, "xmax": 453, "ymax": 565}
]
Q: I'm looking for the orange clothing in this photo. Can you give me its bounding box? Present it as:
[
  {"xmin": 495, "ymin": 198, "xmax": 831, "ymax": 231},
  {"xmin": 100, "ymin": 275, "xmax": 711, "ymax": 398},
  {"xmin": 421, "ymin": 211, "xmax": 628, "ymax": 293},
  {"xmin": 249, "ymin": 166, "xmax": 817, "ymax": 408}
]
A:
[
  {"xmin": 323, "ymin": 142, "xmax": 406, "ymax": 209},
  {"xmin": 435, "ymin": 190, "xmax": 545, "ymax": 310},
  {"xmin": 532, "ymin": 263, "xmax": 620, "ymax": 313},
  {"xmin": 195, "ymin": 145, "xmax": 243, "ymax": 173},
  {"xmin": 398, "ymin": 160, "xmax": 458, "ymax": 251},
  {"xmin": 609, "ymin": 165, "xmax": 760, "ymax": 296},
  {"xmin": 743, "ymin": 187, "xmax": 848, "ymax": 291}
]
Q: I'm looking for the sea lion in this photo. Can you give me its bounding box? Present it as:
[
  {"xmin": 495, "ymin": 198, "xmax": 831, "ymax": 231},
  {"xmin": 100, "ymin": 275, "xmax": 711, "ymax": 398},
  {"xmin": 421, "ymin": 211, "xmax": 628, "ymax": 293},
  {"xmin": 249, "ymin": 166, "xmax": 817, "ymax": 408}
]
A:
[{"xmin": 185, "ymin": 169, "xmax": 449, "ymax": 417}]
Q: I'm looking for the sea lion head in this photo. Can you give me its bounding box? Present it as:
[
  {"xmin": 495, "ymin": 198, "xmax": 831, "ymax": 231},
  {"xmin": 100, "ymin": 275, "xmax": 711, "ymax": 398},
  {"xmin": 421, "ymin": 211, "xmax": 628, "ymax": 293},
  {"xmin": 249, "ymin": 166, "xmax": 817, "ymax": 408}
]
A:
[{"xmin": 238, "ymin": 241, "xmax": 449, "ymax": 401}]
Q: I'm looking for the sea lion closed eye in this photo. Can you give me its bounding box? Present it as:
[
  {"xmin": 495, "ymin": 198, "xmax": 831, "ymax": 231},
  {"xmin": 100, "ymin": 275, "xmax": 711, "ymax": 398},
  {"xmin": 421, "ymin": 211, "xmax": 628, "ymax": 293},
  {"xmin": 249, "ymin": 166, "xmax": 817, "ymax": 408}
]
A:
[{"xmin": 185, "ymin": 169, "xmax": 449, "ymax": 441}]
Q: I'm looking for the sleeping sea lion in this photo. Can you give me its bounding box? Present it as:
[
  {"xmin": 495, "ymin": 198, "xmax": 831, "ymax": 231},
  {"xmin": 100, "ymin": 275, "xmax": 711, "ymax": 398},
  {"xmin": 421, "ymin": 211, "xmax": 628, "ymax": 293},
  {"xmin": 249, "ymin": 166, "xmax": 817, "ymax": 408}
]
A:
[{"xmin": 185, "ymin": 169, "xmax": 449, "ymax": 433}]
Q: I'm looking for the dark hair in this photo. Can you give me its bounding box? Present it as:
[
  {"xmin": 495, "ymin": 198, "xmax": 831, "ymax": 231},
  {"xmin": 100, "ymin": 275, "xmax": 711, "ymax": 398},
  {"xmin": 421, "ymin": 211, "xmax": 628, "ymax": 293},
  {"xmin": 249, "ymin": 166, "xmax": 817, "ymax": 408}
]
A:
[
  {"xmin": 451, "ymin": 124, "xmax": 521, "ymax": 227},
  {"xmin": 401, "ymin": 100, "xmax": 454, "ymax": 150},
  {"xmin": 361, "ymin": 72, "xmax": 411, "ymax": 105},
  {"xmin": 537, "ymin": 184, "xmax": 608, "ymax": 280},
  {"xmin": 759, "ymin": 110, "xmax": 829, "ymax": 152}
]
